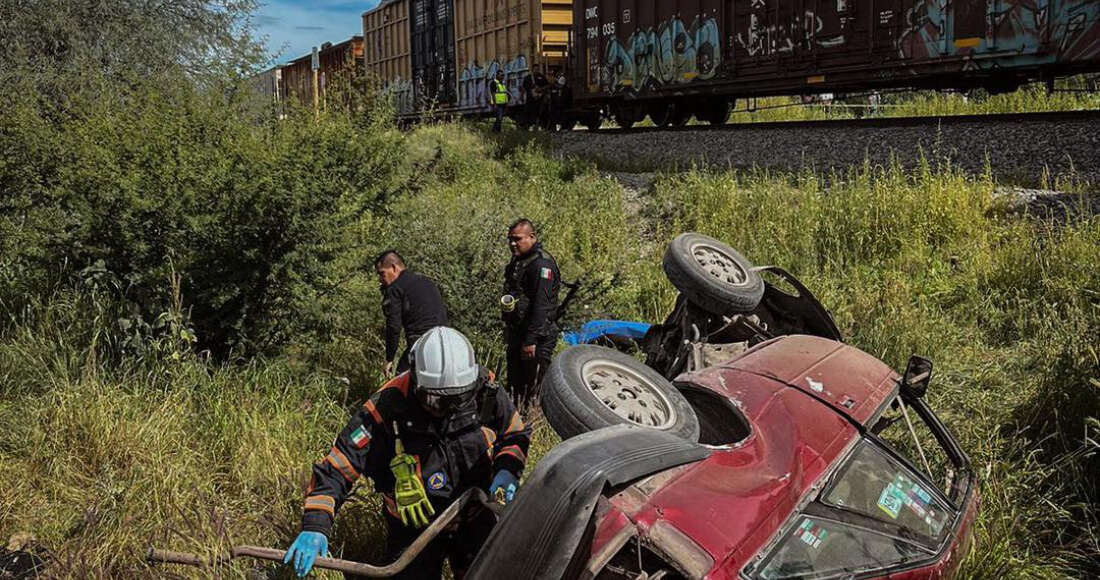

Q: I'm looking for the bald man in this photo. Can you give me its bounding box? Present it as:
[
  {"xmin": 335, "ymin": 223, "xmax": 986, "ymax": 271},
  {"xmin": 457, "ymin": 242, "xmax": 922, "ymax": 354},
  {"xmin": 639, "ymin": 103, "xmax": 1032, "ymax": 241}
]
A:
[{"xmin": 375, "ymin": 250, "xmax": 449, "ymax": 375}]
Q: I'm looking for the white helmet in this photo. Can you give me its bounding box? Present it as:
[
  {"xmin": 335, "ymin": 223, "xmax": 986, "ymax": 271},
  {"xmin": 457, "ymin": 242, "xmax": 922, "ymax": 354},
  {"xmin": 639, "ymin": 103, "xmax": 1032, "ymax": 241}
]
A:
[{"xmin": 410, "ymin": 327, "xmax": 479, "ymax": 396}]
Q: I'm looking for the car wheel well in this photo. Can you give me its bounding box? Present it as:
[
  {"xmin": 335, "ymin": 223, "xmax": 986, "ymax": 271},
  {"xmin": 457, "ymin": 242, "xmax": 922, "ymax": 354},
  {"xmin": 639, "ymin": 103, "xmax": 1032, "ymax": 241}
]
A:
[{"xmin": 675, "ymin": 383, "xmax": 752, "ymax": 446}]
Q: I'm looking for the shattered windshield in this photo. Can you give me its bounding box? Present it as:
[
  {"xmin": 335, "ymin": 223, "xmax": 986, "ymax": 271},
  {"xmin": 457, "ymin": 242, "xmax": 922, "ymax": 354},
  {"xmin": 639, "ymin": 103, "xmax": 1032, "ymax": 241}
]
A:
[
  {"xmin": 822, "ymin": 441, "xmax": 951, "ymax": 542},
  {"xmin": 756, "ymin": 516, "xmax": 929, "ymax": 579}
]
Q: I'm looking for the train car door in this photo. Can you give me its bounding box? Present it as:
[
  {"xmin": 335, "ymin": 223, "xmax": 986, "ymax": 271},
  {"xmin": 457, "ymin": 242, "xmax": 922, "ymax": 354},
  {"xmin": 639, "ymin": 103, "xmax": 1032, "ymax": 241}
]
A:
[
  {"xmin": 872, "ymin": 0, "xmax": 906, "ymax": 61},
  {"xmin": 411, "ymin": 0, "xmax": 457, "ymax": 106}
]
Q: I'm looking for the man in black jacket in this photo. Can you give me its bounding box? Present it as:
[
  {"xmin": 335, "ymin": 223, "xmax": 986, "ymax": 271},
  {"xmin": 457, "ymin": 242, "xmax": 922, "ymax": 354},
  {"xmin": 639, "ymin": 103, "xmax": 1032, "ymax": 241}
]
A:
[
  {"xmin": 376, "ymin": 250, "xmax": 449, "ymax": 375},
  {"xmin": 501, "ymin": 219, "xmax": 560, "ymax": 405}
]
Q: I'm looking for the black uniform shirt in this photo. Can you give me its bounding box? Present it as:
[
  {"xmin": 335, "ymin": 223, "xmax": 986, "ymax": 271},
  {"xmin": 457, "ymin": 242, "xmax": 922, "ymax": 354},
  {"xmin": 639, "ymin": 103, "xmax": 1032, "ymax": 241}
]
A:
[
  {"xmin": 502, "ymin": 243, "xmax": 560, "ymax": 345},
  {"xmin": 382, "ymin": 270, "xmax": 449, "ymax": 360}
]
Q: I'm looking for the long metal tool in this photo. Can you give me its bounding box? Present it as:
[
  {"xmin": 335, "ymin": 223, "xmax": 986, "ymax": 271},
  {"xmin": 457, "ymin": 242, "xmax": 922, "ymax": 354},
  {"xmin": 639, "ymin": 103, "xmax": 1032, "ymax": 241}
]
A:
[{"xmin": 148, "ymin": 488, "xmax": 498, "ymax": 577}]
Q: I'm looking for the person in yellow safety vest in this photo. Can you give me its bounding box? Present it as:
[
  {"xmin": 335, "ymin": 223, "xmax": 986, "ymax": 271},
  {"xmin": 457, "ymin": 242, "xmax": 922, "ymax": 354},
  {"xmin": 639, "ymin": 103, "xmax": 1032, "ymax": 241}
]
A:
[{"xmin": 490, "ymin": 70, "xmax": 508, "ymax": 132}]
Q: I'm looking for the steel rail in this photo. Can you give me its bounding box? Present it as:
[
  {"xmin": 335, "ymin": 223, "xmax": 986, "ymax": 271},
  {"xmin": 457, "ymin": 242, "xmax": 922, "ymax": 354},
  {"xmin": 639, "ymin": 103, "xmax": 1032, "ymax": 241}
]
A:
[{"xmin": 588, "ymin": 108, "xmax": 1100, "ymax": 135}]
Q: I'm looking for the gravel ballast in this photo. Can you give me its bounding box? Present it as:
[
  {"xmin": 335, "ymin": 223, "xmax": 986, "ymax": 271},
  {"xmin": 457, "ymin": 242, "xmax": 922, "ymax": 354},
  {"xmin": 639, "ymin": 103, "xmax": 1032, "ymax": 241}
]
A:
[{"xmin": 549, "ymin": 115, "xmax": 1100, "ymax": 185}]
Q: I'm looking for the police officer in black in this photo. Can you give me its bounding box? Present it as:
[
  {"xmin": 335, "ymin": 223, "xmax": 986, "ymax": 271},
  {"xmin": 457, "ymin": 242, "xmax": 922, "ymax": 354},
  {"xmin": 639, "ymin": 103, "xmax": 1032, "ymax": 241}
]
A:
[
  {"xmin": 376, "ymin": 250, "xmax": 449, "ymax": 375},
  {"xmin": 501, "ymin": 219, "xmax": 560, "ymax": 405}
]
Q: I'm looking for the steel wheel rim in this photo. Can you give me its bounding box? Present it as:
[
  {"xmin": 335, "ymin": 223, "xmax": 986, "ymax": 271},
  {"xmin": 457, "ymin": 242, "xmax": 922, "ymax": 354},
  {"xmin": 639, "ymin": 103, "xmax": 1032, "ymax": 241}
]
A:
[
  {"xmin": 690, "ymin": 242, "xmax": 748, "ymax": 286},
  {"xmin": 581, "ymin": 359, "xmax": 676, "ymax": 429}
]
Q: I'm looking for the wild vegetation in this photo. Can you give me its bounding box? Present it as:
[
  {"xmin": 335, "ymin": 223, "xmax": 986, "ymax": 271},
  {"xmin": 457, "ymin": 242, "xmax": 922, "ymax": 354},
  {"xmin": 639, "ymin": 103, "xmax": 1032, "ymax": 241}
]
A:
[
  {"xmin": 626, "ymin": 76, "xmax": 1100, "ymax": 127},
  {"xmin": 1, "ymin": 1, "xmax": 1098, "ymax": 578}
]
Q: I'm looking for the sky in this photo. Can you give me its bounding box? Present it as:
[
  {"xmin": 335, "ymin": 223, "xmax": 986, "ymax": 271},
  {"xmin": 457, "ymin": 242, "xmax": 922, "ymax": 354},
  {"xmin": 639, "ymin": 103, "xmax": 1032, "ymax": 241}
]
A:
[{"xmin": 254, "ymin": 0, "xmax": 377, "ymax": 64}]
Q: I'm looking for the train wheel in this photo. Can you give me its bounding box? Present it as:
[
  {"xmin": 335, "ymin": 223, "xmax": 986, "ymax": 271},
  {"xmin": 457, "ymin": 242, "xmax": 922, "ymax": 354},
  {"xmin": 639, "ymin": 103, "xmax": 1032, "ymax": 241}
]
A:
[
  {"xmin": 583, "ymin": 113, "xmax": 603, "ymax": 131},
  {"xmin": 669, "ymin": 104, "xmax": 692, "ymax": 127},
  {"xmin": 701, "ymin": 100, "xmax": 731, "ymax": 125},
  {"xmin": 613, "ymin": 109, "xmax": 638, "ymax": 129},
  {"xmin": 648, "ymin": 103, "xmax": 671, "ymax": 128}
]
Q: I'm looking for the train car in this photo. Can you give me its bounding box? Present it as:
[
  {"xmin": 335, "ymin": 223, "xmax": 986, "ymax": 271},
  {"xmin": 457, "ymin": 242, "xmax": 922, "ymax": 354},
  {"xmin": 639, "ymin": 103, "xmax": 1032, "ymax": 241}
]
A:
[
  {"xmin": 249, "ymin": 66, "xmax": 283, "ymax": 106},
  {"xmin": 570, "ymin": 0, "xmax": 1100, "ymax": 127},
  {"xmin": 362, "ymin": 0, "xmax": 574, "ymax": 118},
  {"xmin": 281, "ymin": 36, "xmax": 365, "ymax": 109},
  {"xmin": 364, "ymin": 0, "xmax": 414, "ymax": 114},
  {"xmin": 452, "ymin": 0, "xmax": 573, "ymax": 114}
]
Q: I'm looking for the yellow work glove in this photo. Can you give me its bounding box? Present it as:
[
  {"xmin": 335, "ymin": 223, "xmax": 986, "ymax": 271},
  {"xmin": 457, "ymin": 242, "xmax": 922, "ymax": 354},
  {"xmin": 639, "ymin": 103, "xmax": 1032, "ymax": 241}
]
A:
[{"xmin": 390, "ymin": 452, "xmax": 435, "ymax": 528}]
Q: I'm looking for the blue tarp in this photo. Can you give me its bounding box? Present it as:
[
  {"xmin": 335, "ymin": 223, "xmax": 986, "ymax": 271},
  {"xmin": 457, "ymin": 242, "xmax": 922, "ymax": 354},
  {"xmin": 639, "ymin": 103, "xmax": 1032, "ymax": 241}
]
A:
[{"xmin": 563, "ymin": 319, "xmax": 652, "ymax": 346}]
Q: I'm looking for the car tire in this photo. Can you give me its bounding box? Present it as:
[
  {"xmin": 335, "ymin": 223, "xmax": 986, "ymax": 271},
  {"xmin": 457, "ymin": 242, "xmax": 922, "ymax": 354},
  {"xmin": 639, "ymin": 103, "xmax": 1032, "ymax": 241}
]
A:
[
  {"xmin": 662, "ymin": 232, "xmax": 764, "ymax": 315},
  {"xmin": 541, "ymin": 345, "xmax": 700, "ymax": 441}
]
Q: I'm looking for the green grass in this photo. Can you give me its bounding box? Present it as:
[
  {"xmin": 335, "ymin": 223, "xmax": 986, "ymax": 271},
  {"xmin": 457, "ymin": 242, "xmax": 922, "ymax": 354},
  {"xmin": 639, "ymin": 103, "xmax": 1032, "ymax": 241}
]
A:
[
  {"xmin": 675, "ymin": 77, "xmax": 1100, "ymax": 126},
  {"xmin": 2, "ymin": 122, "xmax": 1098, "ymax": 578}
]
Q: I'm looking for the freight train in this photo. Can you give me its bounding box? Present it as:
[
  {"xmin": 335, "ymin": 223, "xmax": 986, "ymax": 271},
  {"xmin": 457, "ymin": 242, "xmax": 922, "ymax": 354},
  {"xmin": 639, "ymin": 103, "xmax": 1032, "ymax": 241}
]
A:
[{"xmin": 360, "ymin": 0, "xmax": 1100, "ymax": 128}]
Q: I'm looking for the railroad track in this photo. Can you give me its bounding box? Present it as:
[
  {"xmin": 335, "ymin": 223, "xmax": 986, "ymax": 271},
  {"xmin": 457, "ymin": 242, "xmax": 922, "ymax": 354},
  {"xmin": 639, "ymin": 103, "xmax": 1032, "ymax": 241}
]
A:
[
  {"xmin": 596, "ymin": 108, "xmax": 1100, "ymax": 134},
  {"xmin": 550, "ymin": 109, "xmax": 1100, "ymax": 185}
]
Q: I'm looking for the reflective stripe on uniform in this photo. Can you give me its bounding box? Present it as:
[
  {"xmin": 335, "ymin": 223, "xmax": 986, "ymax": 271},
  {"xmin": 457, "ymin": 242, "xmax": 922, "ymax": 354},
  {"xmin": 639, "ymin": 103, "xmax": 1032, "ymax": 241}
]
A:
[
  {"xmin": 481, "ymin": 427, "xmax": 496, "ymax": 458},
  {"xmin": 504, "ymin": 411, "xmax": 525, "ymax": 435},
  {"xmin": 492, "ymin": 80, "xmax": 508, "ymax": 105},
  {"xmin": 304, "ymin": 494, "xmax": 336, "ymax": 516},
  {"xmin": 496, "ymin": 444, "xmax": 526, "ymax": 464},
  {"xmin": 326, "ymin": 446, "xmax": 360, "ymax": 482}
]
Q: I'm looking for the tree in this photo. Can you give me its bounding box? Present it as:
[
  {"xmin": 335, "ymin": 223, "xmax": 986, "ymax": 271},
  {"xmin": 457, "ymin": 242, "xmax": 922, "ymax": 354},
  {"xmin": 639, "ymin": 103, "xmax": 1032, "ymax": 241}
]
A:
[{"xmin": 0, "ymin": 0, "xmax": 266, "ymax": 96}]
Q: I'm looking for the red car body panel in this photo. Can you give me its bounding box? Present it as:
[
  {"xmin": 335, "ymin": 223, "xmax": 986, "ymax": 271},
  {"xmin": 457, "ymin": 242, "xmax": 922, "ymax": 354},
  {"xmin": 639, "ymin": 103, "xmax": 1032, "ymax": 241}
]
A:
[
  {"xmin": 585, "ymin": 335, "xmax": 978, "ymax": 579},
  {"xmin": 728, "ymin": 336, "xmax": 898, "ymax": 427}
]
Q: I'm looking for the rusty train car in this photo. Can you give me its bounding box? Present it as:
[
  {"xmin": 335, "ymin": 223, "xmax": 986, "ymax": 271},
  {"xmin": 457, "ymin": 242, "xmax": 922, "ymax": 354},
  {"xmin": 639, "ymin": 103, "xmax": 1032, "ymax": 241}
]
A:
[
  {"xmin": 363, "ymin": 0, "xmax": 1100, "ymax": 127},
  {"xmin": 281, "ymin": 36, "xmax": 365, "ymax": 109},
  {"xmin": 363, "ymin": 0, "xmax": 573, "ymax": 116}
]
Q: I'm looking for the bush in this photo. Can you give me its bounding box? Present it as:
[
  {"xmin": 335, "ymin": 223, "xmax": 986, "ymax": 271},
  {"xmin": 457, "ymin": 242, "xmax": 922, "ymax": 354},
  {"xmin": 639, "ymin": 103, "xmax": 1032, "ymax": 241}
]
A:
[{"xmin": 1, "ymin": 82, "xmax": 403, "ymax": 358}]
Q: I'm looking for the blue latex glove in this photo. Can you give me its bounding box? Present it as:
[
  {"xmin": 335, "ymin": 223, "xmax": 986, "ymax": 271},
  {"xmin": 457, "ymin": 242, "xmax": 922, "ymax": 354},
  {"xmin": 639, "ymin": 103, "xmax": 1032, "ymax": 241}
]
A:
[
  {"xmin": 490, "ymin": 470, "xmax": 518, "ymax": 504},
  {"xmin": 284, "ymin": 531, "xmax": 328, "ymax": 577}
]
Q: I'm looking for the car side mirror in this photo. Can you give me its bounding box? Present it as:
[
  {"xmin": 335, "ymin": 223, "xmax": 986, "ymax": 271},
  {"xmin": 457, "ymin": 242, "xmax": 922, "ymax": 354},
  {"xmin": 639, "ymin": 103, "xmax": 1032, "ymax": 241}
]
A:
[{"xmin": 901, "ymin": 355, "xmax": 933, "ymax": 398}]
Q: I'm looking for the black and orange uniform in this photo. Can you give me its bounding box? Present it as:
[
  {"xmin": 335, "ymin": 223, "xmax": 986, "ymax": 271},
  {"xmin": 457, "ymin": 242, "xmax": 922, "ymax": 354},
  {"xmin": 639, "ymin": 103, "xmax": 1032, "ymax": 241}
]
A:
[
  {"xmin": 301, "ymin": 369, "xmax": 530, "ymax": 579},
  {"xmin": 502, "ymin": 242, "xmax": 560, "ymax": 404}
]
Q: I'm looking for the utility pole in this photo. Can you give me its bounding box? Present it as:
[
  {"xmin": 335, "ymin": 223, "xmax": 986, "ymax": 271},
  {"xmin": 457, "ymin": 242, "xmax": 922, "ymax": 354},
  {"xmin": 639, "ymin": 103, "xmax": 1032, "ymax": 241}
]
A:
[{"xmin": 311, "ymin": 46, "xmax": 320, "ymax": 118}]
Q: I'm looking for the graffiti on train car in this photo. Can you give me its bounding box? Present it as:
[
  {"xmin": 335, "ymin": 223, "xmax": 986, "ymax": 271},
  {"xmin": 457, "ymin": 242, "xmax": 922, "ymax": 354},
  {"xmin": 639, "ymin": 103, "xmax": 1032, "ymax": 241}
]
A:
[
  {"xmin": 596, "ymin": 0, "xmax": 1099, "ymax": 94},
  {"xmin": 603, "ymin": 16, "xmax": 721, "ymax": 91},
  {"xmin": 898, "ymin": 0, "xmax": 1100, "ymax": 63},
  {"xmin": 735, "ymin": 6, "xmax": 846, "ymax": 57},
  {"xmin": 458, "ymin": 55, "xmax": 531, "ymax": 109},
  {"xmin": 382, "ymin": 78, "xmax": 415, "ymax": 114}
]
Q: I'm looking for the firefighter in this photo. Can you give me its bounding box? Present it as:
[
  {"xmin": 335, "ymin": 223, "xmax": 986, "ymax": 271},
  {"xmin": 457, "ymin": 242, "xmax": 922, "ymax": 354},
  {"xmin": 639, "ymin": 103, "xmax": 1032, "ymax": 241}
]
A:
[
  {"xmin": 489, "ymin": 70, "xmax": 508, "ymax": 132},
  {"xmin": 284, "ymin": 327, "xmax": 531, "ymax": 579},
  {"xmin": 501, "ymin": 218, "xmax": 560, "ymax": 406},
  {"xmin": 375, "ymin": 250, "xmax": 449, "ymax": 375}
]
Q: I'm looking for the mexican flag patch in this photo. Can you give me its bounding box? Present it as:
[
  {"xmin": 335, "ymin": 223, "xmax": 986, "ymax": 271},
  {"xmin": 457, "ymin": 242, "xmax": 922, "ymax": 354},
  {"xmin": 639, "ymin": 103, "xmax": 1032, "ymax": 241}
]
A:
[
  {"xmin": 540, "ymin": 267, "xmax": 553, "ymax": 280},
  {"xmin": 350, "ymin": 425, "xmax": 370, "ymax": 448}
]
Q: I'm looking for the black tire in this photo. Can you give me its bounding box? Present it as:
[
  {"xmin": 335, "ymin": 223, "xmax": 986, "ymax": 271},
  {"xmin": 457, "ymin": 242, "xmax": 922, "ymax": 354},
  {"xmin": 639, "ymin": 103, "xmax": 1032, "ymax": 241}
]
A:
[
  {"xmin": 662, "ymin": 232, "xmax": 764, "ymax": 314},
  {"xmin": 614, "ymin": 112, "xmax": 635, "ymax": 129},
  {"xmin": 701, "ymin": 99, "xmax": 730, "ymax": 125},
  {"xmin": 669, "ymin": 106, "xmax": 692, "ymax": 127},
  {"xmin": 541, "ymin": 345, "xmax": 700, "ymax": 441},
  {"xmin": 583, "ymin": 113, "xmax": 602, "ymax": 131}
]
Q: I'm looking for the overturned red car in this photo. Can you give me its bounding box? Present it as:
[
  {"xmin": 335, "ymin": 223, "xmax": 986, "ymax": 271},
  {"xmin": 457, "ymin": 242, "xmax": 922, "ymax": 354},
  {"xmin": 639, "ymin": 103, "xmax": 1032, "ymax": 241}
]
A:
[
  {"xmin": 149, "ymin": 234, "xmax": 977, "ymax": 580},
  {"xmin": 468, "ymin": 233, "xmax": 978, "ymax": 580}
]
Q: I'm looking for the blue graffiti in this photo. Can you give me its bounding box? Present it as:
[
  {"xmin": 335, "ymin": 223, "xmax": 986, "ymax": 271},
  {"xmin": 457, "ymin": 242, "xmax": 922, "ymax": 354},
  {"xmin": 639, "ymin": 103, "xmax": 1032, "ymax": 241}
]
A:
[{"xmin": 605, "ymin": 16, "xmax": 721, "ymax": 92}]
